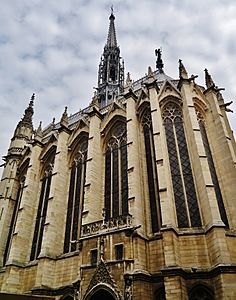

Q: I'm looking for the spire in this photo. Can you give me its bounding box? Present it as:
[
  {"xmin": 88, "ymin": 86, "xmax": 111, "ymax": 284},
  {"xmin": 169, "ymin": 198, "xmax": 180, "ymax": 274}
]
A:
[
  {"xmin": 18, "ymin": 93, "xmax": 35, "ymax": 129},
  {"xmin": 155, "ymin": 48, "xmax": 164, "ymax": 73},
  {"xmin": 106, "ymin": 7, "xmax": 117, "ymax": 48},
  {"xmin": 179, "ymin": 59, "xmax": 188, "ymax": 79},
  {"xmin": 97, "ymin": 9, "xmax": 124, "ymax": 108},
  {"xmin": 204, "ymin": 68, "xmax": 215, "ymax": 89}
]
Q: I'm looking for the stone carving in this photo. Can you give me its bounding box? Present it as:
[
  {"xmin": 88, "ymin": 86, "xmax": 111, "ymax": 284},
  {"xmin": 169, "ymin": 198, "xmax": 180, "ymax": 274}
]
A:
[
  {"xmin": 124, "ymin": 276, "xmax": 132, "ymax": 300},
  {"xmin": 81, "ymin": 214, "xmax": 132, "ymax": 237}
]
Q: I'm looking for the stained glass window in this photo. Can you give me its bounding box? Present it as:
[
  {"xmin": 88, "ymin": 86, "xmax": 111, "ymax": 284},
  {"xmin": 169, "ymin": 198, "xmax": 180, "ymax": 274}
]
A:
[
  {"xmin": 3, "ymin": 176, "xmax": 26, "ymax": 265},
  {"xmin": 141, "ymin": 107, "xmax": 162, "ymax": 233},
  {"xmin": 30, "ymin": 162, "xmax": 54, "ymax": 261},
  {"xmin": 64, "ymin": 139, "xmax": 88, "ymax": 253},
  {"xmin": 195, "ymin": 108, "xmax": 229, "ymax": 228},
  {"xmin": 104, "ymin": 122, "xmax": 128, "ymax": 219},
  {"xmin": 163, "ymin": 102, "xmax": 201, "ymax": 228}
]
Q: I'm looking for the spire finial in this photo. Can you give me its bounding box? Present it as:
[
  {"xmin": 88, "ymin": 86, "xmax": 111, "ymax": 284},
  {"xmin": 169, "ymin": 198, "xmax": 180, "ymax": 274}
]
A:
[
  {"xmin": 155, "ymin": 48, "xmax": 164, "ymax": 73},
  {"xmin": 60, "ymin": 106, "xmax": 68, "ymax": 127},
  {"xmin": 20, "ymin": 94, "xmax": 35, "ymax": 127},
  {"xmin": 107, "ymin": 7, "xmax": 117, "ymax": 47},
  {"xmin": 204, "ymin": 68, "xmax": 215, "ymax": 89},
  {"xmin": 147, "ymin": 66, "xmax": 154, "ymax": 78},
  {"xmin": 179, "ymin": 59, "xmax": 188, "ymax": 79},
  {"xmin": 35, "ymin": 121, "xmax": 43, "ymax": 141},
  {"xmin": 125, "ymin": 72, "xmax": 132, "ymax": 87}
]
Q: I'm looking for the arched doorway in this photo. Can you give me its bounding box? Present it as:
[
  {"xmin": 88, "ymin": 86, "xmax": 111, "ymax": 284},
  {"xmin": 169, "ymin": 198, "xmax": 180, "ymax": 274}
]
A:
[{"xmin": 89, "ymin": 288, "xmax": 116, "ymax": 300}]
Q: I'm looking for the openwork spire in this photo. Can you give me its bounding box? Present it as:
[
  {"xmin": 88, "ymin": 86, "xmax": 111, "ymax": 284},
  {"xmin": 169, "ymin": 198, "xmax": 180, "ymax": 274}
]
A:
[
  {"xmin": 106, "ymin": 9, "xmax": 117, "ymax": 48},
  {"xmin": 19, "ymin": 93, "xmax": 35, "ymax": 128},
  {"xmin": 97, "ymin": 9, "xmax": 124, "ymax": 108}
]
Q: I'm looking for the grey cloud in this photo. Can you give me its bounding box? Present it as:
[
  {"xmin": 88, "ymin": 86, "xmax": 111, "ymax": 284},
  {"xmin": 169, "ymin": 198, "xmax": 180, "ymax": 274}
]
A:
[{"xmin": 0, "ymin": 0, "xmax": 236, "ymax": 173}]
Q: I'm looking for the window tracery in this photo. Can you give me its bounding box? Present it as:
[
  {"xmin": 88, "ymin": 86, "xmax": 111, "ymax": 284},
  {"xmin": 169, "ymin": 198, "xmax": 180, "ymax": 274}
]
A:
[
  {"xmin": 163, "ymin": 102, "xmax": 201, "ymax": 228},
  {"xmin": 104, "ymin": 122, "xmax": 128, "ymax": 220},
  {"xmin": 3, "ymin": 175, "xmax": 26, "ymax": 265},
  {"xmin": 141, "ymin": 107, "xmax": 161, "ymax": 233},
  {"xmin": 30, "ymin": 161, "xmax": 54, "ymax": 260},
  {"xmin": 64, "ymin": 139, "xmax": 88, "ymax": 253},
  {"xmin": 195, "ymin": 107, "xmax": 229, "ymax": 228}
]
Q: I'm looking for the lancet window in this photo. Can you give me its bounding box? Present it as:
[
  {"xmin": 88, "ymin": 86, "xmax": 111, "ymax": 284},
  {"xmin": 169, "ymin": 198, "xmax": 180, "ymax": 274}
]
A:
[
  {"xmin": 163, "ymin": 102, "xmax": 201, "ymax": 228},
  {"xmin": 195, "ymin": 108, "xmax": 229, "ymax": 228},
  {"xmin": 141, "ymin": 107, "xmax": 161, "ymax": 233},
  {"xmin": 64, "ymin": 139, "xmax": 88, "ymax": 253},
  {"xmin": 30, "ymin": 157, "xmax": 54, "ymax": 261},
  {"xmin": 104, "ymin": 122, "xmax": 128, "ymax": 220},
  {"xmin": 189, "ymin": 284, "xmax": 214, "ymax": 300},
  {"xmin": 3, "ymin": 170, "xmax": 27, "ymax": 265}
]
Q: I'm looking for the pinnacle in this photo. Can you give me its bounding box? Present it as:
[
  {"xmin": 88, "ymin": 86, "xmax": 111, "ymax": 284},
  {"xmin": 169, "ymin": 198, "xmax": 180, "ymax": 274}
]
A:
[
  {"xmin": 179, "ymin": 59, "xmax": 188, "ymax": 79},
  {"xmin": 204, "ymin": 68, "xmax": 215, "ymax": 89}
]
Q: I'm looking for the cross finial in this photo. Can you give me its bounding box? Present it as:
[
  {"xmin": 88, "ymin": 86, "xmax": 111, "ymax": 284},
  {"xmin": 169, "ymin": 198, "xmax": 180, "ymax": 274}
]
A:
[{"xmin": 111, "ymin": 5, "xmax": 114, "ymax": 14}]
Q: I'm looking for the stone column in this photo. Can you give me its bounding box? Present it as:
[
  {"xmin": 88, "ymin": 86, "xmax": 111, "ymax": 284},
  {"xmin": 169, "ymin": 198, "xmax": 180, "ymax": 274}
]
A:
[
  {"xmin": 124, "ymin": 91, "xmax": 145, "ymax": 234},
  {"xmin": 146, "ymin": 79, "xmax": 176, "ymax": 228},
  {"xmin": 82, "ymin": 106, "xmax": 103, "ymax": 224},
  {"xmin": 39, "ymin": 128, "xmax": 70, "ymax": 259},
  {"xmin": 204, "ymin": 88, "xmax": 236, "ymax": 228}
]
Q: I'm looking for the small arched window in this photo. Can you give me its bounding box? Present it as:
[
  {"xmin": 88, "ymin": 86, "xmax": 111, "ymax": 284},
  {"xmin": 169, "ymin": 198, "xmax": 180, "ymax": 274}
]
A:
[
  {"xmin": 104, "ymin": 122, "xmax": 128, "ymax": 220},
  {"xmin": 30, "ymin": 154, "xmax": 55, "ymax": 261},
  {"xmin": 163, "ymin": 102, "xmax": 201, "ymax": 228},
  {"xmin": 64, "ymin": 139, "xmax": 88, "ymax": 253},
  {"xmin": 195, "ymin": 107, "xmax": 229, "ymax": 228},
  {"xmin": 189, "ymin": 284, "xmax": 214, "ymax": 300},
  {"xmin": 141, "ymin": 107, "xmax": 162, "ymax": 233}
]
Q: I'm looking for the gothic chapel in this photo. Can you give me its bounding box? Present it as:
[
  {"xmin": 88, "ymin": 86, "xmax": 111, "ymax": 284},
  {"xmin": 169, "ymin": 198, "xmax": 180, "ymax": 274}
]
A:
[{"xmin": 0, "ymin": 11, "xmax": 236, "ymax": 300}]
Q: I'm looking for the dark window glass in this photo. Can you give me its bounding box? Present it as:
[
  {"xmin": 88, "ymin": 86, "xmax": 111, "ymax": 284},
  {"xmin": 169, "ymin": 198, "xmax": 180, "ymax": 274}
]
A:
[
  {"xmin": 3, "ymin": 177, "xmax": 26, "ymax": 265},
  {"xmin": 189, "ymin": 285, "xmax": 214, "ymax": 300},
  {"xmin": 104, "ymin": 123, "xmax": 128, "ymax": 219},
  {"xmin": 30, "ymin": 164, "xmax": 53, "ymax": 261},
  {"xmin": 64, "ymin": 139, "xmax": 88, "ymax": 253},
  {"xmin": 155, "ymin": 287, "xmax": 166, "ymax": 300},
  {"xmin": 196, "ymin": 108, "xmax": 229, "ymax": 228},
  {"xmin": 115, "ymin": 244, "xmax": 123, "ymax": 261},
  {"xmin": 141, "ymin": 108, "xmax": 162, "ymax": 233},
  {"xmin": 163, "ymin": 103, "xmax": 201, "ymax": 228},
  {"xmin": 91, "ymin": 249, "xmax": 98, "ymax": 266}
]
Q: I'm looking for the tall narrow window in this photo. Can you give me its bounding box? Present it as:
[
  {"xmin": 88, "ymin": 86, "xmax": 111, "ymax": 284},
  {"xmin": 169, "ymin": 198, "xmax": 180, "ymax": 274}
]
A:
[
  {"xmin": 30, "ymin": 163, "xmax": 53, "ymax": 261},
  {"xmin": 196, "ymin": 108, "xmax": 229, "ymax": 228},
  {"xmin": 141, "ymin": 108, "xmax": 161, "ymax": 233},
  {"xmin": 104, "ymin": 122, "xmax": 128, "ymax": 220},
  {"xmin": 64, "ymin": 139, "xmax": 88, "ymax": 253},
  {"xmin": 3, "ymin": 176, "xmax": 26, "ymax": 265},
  {"xmin": 163, "ymin": 102, "xmax": 201, "ymax": 228}
]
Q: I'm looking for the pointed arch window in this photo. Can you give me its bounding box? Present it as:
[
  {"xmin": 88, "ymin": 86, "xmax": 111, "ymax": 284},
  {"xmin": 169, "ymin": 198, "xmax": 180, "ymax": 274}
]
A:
[
  {"xmin": 189, "ymin": 284, "xmax": 214, "ymax": 300},
  {"xmin": 104, "ymin": 122, "xmax": 128, "ymax": 220},
  {"xmin": 163, "ymin": 102, "xmax": 201, "ymax": 228},
  {"xmin": 30, "ymin": 163, "xmax": 54, "ymax": 261},
  {"xmin": 64, "ymin": 139, "xmax": 88, "ymax": 253},
  {"xmin": 141, "ymin": 107, "xmax": 162, "ymax": 233},
  {"xmin": 3, "ymin": 176, "xmax": 26, "ymax": 265},
  {"xmin": 196, "ymin": 108, "xmax": 229, "ymax": 228}
]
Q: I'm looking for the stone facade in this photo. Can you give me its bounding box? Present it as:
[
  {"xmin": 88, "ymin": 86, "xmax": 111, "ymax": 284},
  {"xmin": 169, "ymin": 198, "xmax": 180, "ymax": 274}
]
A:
[{"xmin": 0, "ymin": 12, "xmax": 236, "ymax": 300}]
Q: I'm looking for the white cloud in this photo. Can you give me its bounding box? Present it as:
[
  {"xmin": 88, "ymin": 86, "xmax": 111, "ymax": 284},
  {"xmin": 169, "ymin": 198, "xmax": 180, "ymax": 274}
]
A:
[{"xmin": 0, "ymin": 0, "xmax": 236, "ymax": 174}]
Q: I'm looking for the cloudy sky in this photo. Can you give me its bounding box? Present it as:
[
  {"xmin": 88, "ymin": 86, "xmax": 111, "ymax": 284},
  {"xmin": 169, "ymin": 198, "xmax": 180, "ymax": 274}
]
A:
[{"xmin": 0, "ymin": 0, "xmax": 236, "ymax": 171}]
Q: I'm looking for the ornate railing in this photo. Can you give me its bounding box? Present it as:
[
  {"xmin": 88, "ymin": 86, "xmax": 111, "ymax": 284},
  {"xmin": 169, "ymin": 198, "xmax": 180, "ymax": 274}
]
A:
[{"xmin": 81, "ymin": 214, "xmax": 132, "ymax": 237}]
